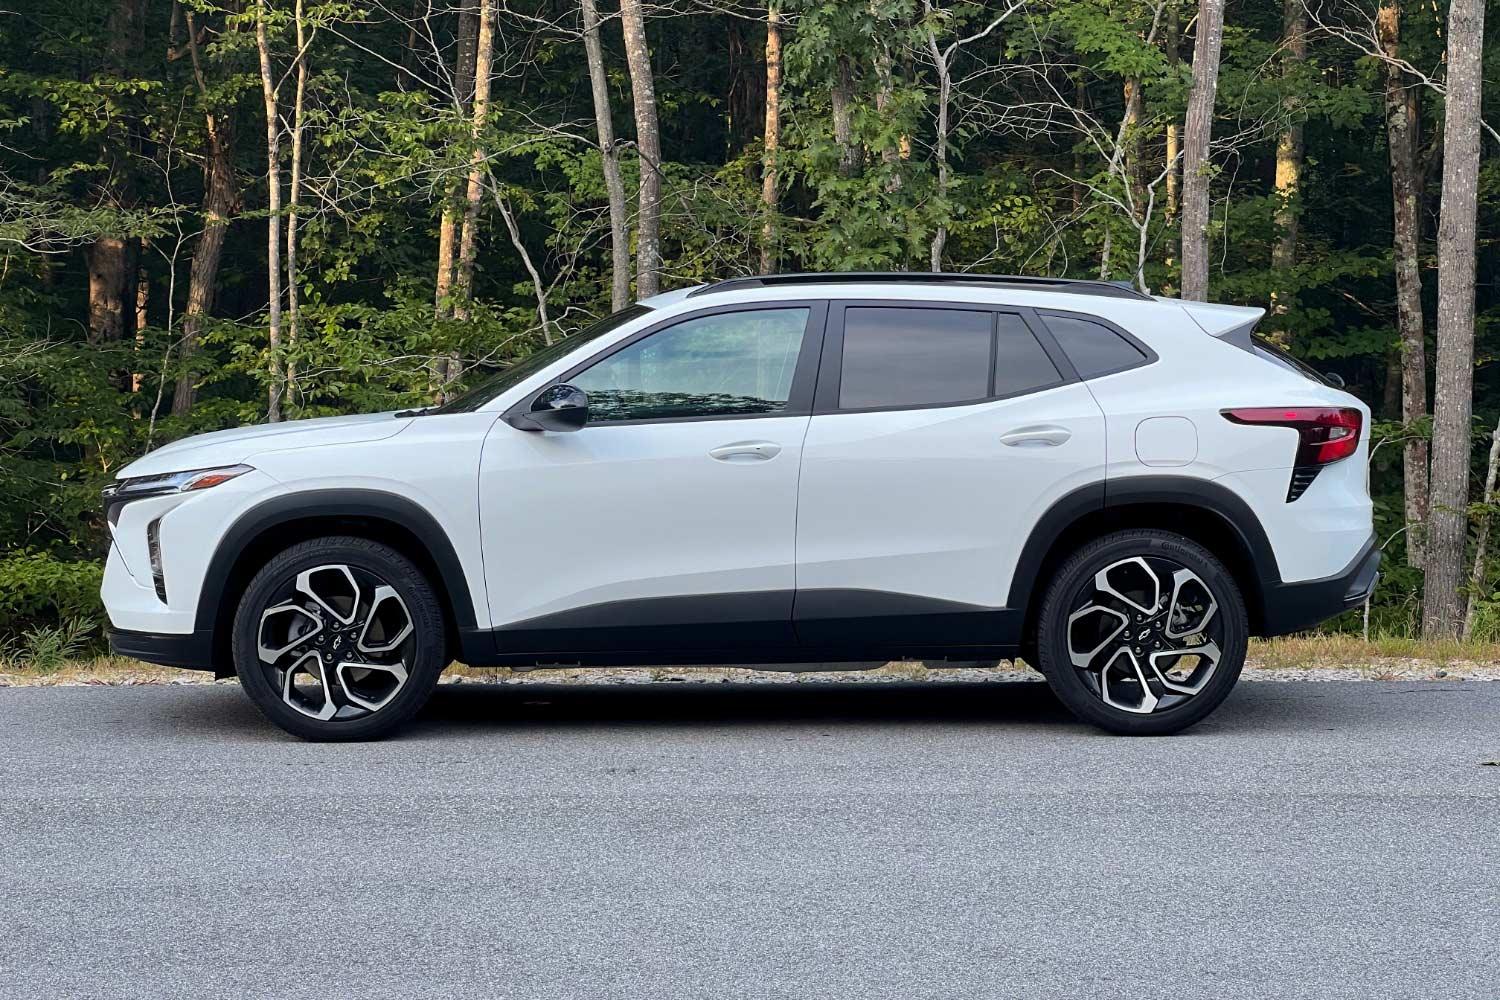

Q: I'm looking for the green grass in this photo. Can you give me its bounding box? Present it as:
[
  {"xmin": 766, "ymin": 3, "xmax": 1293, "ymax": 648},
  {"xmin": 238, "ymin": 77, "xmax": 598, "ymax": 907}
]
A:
[{"xmin": 1248, "ymin": 634, "xmax": 1500, "ymax": 669}]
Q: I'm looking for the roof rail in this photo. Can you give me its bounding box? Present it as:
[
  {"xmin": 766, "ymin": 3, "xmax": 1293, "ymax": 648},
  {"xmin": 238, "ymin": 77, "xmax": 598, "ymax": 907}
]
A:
[{"xmin": 685, "ymin": 271, "xmax": 1151, "ymax": 301}]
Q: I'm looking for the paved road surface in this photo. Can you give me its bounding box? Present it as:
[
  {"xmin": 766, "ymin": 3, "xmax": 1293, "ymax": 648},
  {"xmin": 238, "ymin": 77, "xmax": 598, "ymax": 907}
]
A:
[{"xmin": 1, "ymin": 679, "xmax": 1496, "ymax": 999}]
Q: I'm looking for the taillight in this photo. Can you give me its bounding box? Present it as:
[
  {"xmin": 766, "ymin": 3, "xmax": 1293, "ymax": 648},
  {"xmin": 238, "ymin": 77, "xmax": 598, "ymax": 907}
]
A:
[{"xmin": 1221, "ymin": 407, "xmax": 1362, "ymax": 501}]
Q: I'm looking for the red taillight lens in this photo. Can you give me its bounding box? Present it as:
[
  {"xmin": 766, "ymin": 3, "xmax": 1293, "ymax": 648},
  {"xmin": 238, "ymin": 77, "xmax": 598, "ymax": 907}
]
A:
[{"xmin": 1221, "ymin": 407, "xmax": 1362, "ymax": 465}]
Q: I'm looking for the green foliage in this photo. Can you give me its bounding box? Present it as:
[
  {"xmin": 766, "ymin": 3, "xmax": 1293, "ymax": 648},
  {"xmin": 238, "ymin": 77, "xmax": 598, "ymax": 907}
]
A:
[
  {"xmin": 1, "ymin": 617, "xmax": 96, "ymax": 673},
  {"xmin": 0, "ymin": 551, "xmax": 104, "ymax": 638}
]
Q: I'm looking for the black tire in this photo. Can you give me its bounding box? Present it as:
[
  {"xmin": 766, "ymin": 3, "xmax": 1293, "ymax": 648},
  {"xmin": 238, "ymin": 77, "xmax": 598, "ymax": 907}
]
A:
[
  {"xmin": 1035, "ymin": 529, "xmax": 1248, "ymax": 736},
  {"xmin": 232, "ymin": 536, "xmax": 447, "ymax": 741}
]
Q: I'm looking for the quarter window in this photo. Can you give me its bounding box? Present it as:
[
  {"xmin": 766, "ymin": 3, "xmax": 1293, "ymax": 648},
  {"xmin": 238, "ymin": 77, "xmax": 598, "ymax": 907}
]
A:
[
  {"xmin": 1043, "ymin": 314, "xmax": 1146, "ymax": 378},
  {"xmin": 572, "ymin": 308, "xmax": 809, "ymax": 422},
  {"xmin": 993, "ymin": 313, "xmax": 1063, "ymax": 397}
]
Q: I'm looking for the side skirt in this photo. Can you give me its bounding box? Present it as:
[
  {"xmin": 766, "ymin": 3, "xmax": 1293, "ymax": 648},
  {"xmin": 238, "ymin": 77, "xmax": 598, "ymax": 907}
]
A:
[{"xmin": 458, "ymin": 589, "xmax": 1024, "ymax": 668}]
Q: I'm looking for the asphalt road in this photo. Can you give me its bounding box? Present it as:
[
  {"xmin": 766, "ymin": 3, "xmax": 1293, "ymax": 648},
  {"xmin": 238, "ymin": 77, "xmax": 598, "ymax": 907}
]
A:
[{"xmin": 1, "ymin": 678, "xmax": 1496, "ymax": 1000}]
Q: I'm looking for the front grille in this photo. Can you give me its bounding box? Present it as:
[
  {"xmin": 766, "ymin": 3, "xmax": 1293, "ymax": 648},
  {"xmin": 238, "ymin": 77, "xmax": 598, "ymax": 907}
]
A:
[{"xmin": 1287, "ymin": 466, "xmax": 1321, "ymax": 503}]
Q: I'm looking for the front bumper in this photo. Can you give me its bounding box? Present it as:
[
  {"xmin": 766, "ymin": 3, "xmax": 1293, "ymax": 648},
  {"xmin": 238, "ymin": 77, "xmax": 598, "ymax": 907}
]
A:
[
  {"xmin": 1258, "ymin": 534, "xmax": 1380, "ymax": 636},
  {"xmin": 107, "ymin": 628, "xmax": 220, "ymax": 673}
]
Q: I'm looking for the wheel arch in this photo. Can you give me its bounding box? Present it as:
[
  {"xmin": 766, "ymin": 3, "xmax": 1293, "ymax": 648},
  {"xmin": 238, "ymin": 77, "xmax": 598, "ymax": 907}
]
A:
[
  {"xmin": 1010, "ymin": 477, "xmax": 1281, "ymax": 640},
  {"xmin": 197, "ymin": 489, "xmax": 478, "ymax": 671}
]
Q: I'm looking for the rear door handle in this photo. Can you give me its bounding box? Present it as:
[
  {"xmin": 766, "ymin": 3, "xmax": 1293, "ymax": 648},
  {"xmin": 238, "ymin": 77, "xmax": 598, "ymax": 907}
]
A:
[
  {"xmin": 709, "ymin": 440, "xmax": 782, "ymax": 462},
  {"xmin": 1000, "ymin": 425, "xmax": 1071, "ymax": 448}
]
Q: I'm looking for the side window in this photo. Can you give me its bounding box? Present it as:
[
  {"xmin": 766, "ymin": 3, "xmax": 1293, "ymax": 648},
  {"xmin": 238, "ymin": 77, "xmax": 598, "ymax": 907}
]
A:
[
  {"xmin": 1043, "ymin": 313, "xmax": 1146, "ymax": 378},
  {"xmin": 572, "ymin": 308, "xmax": 809, "ymax": 422},
  {"xmin": 993, "ymin": 313, "xmax": 1063, "ymax": 397},
  {"xmin": 836, "ymin": 307, "xmax": 1062, "ymax": 410},
  {"xmin": 839, "ymin": 307, "xmax": 991, "ymax": 409}
]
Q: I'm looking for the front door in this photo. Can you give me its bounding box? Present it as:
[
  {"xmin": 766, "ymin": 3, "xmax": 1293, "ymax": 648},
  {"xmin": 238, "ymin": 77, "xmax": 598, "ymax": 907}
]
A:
[
  {"xmin": 794, "ymin": 301, "xmax": 1107, "ymax": 648},
  {"xmin": 479, "ymin": 302, "xmax": 825, "ymax": 658}
]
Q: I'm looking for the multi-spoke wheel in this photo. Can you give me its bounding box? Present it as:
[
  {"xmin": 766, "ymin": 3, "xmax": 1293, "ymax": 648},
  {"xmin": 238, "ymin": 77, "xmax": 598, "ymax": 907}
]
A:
[
  {"xmin": 232, "ymin": 537, "xmax": 447, "ymax": 741},
  {"xmin": 1035, "ymin": 529, "xmax": 1247, "ymax": 735}
]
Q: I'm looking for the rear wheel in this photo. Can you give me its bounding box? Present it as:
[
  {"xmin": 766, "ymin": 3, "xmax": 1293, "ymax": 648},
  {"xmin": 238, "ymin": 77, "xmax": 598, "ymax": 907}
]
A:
[
  {"xmin": 232, "ymin": 536, "xmax": 447, "ymax": 741},
  {"xmin": 1035, "ymin": 529, "xmax": 1248, "ymax": 735}
]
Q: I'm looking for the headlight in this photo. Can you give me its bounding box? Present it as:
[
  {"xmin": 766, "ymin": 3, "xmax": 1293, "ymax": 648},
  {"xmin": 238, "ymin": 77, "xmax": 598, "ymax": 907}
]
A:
[{"xmin": 103, "ymin": 464, "xmax": 254, "ymax": 512}]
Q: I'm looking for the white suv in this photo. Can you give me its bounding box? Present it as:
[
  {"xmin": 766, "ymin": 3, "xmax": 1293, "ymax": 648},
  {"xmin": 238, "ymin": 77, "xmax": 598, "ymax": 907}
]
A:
[{"xmin": 101, "ymin": 273, "xmax": 1378, "ymax": 740}]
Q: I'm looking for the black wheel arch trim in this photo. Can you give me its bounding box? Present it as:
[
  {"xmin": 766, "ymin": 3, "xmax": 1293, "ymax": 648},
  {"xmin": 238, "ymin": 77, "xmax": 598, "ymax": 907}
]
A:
[
  {"xmin": 194, "ymin": 488, "xmax": 479, "ymax": 638},
  {"xmin": 1007, "ymin": 475, "xmax": 1284, "ymax": 629}
]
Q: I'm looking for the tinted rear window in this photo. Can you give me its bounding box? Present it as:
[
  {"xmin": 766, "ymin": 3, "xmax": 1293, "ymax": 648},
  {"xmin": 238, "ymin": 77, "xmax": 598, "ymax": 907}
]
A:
[
  {"xmin": 1044, "ymin": 314, "xmax": 1146, "ymax": 378},
  {"xmin": 839, "ymin": 307, "xmax": 992, "ymax": 408}
]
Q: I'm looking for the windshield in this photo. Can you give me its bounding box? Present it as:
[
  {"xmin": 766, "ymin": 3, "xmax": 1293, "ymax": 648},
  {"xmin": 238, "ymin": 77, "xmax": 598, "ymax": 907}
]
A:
[{"xmin": 432, "ymin": 304, "xmax": 653, "ymax": 414}]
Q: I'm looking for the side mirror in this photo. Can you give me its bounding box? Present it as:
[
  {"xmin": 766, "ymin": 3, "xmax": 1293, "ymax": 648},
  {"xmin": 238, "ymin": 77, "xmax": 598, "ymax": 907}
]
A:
[
  {"xmin": 1324, "ymin": 371, "xmax": 1346, "ymax": 389},
  {"xmin": 509, "ymin": 383, "xmax": 588, "ymax": 432}
]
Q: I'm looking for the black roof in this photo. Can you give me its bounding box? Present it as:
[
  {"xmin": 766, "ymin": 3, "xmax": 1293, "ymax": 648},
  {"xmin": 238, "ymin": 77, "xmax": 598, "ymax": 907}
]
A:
[{"xmin": 685, "ymin": 271, "xmax": 1151, "ymax": 301}]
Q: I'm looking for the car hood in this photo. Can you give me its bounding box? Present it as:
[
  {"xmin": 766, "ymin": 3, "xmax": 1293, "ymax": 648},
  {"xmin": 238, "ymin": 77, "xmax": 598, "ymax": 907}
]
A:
[{"xmin": 117, "ymin": 411, "xmax": 410, "ymax": 479}]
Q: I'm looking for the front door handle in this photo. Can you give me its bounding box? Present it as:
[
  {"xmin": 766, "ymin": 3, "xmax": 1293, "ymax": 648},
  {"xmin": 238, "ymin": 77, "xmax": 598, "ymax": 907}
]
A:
[
  {"xmin": 709, "ymin": 440, "xmax": 782, "ymax": 462},
  {"xmin": 1001, "ymin": 425, "xmax": 1072, "ymax": 448}
]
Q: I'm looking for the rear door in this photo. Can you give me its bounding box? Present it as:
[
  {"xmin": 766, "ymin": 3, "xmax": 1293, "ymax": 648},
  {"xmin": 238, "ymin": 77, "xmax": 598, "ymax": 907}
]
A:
[{"xmin": 793, "ymin": 300, "xmax": 1107, "ymax": 647}]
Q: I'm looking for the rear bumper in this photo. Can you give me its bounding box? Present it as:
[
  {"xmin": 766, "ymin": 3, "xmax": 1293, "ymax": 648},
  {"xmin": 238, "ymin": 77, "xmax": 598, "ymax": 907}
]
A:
[
  {"xmin": 1259, "ymin": 535, "xmax": 1380, "ymax": 636},
  {"xmin": 107, "ymin": 628, "xmax": 220, "ymax": 673}
]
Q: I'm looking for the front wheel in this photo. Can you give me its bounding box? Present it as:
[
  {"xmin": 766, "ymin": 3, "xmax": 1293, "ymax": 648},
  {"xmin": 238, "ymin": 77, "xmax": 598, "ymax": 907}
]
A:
[
  {"xmin": 232, "ymin": 536, "xmax": 447, "ymax": 741},
  {"xmin": 1035, "ymin": 530, "xmax": 1248, "ymax": 736}
]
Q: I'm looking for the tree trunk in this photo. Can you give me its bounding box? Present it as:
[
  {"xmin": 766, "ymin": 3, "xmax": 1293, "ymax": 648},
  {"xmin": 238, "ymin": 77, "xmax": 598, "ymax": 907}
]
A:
[
  {"xmin": 435, "ymin": 6, "xmax": 478, "ymax": 315},
  {"xmin": 493, "ymin": 190, "xmax": 554, "ymax": 346},
  {"xmin": 724, "ymin": 14, "xmax": 764, "ymax": 153},
  {"xmin": 1103, "ymin": 76, "xmax": 1144, "ymax": 282},
  {"xmin": 1381, "ymin": 346, "xmax": 1402, "ymax": 418},
  {"xmin": 256, "ymin": 0, "xmax": 284, "ymax": 422},
  {"xmin": 1164, "ymin": 3, "xmax": 1180, "ymax": 222},
  {"xmin": 925, "ymin": 27, "xmax": 950, "ymax": 272},
  {"xmin": 173, "ymin": 100, "xmax": 236, "ymax": 416},
  {"xmin": 874, "ymin": 42, "xmax": 900, "ymax": 176},
  {"xmin": 759, "ymin": 2, "xmax": 782, "ymax": 275},
  {"xmin": 619, "ymin": 0, "xmax": 662, "ymax": 298},
  {"xmin": 1179, "ymin": 0, "xmax": 1225, "ymax": 302},
  {"xmin": 172, "ymin": 9, "xmax": 237, "ymax": 417},
  {"xmin": 1122, "ymin": 76, "xmax": 1144, "ymax": 210},
  {"xmin": 86, "ymin": 238, "xmax": 137, "ymax": 345},
  {"xmin": 1071, "ymin": 69, "xmax": 1087, "ymax": 214},
  {"xmin": 131, "ymin": 260, "xmax": 148, "ymax": 393},
  {"xmin": 1378, "ymin": 3, "xmax": 1429, "ymax": 568},
  {"xmin": 284, "ymin": 0, "xmax": 310, "ymax": 406},
  {"xmin": 582, "ymin": 0, "xmax": 631, "ymax": 308},
  {"xmin": 831, "ymin": 55, "xmax": 860, "ymax": 177},
  {"xmin": 1464, "ymin": 416, "xmax": 1500, "ymax": 636},
  {"xmin": 432, "ymin": 6, "xmax": 479, "ymax": 393},
  {"xmin": 1270, "ymin": 0, "xmax": 1306, "ymax": 286},
  {"xmin": 454, "ymin": 4, "xmax": 479, "ymax": 107},
  {"xmin": 1421, "ymin": 0, "xmax": 1484, "ymax": 638},
  {"xmin": 86, "ymin": 0, "xmax": 145, "ymax": 348},
  {"xmin": 452, "ymin": 0, "xmax": 495, "ymax": 334}
]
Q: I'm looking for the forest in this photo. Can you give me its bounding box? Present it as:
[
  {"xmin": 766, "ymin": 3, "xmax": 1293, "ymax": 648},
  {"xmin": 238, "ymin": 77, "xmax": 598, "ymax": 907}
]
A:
[{"xmin": 0, "ymin": 0, "xmax": 1496, "ymax": 656}]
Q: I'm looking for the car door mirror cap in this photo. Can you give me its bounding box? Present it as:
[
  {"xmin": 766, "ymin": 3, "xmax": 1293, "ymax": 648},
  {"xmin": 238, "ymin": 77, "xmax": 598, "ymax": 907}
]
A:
[{"xmin": 506, "ymin": 384, "xmax": 589, "ymax": 432}]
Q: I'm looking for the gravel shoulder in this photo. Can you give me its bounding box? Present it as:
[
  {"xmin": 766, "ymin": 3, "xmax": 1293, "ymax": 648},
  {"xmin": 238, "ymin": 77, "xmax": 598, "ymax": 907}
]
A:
[{"xmin": 4, "ymin": 640, "xmax": 1498, "ymax": 687}]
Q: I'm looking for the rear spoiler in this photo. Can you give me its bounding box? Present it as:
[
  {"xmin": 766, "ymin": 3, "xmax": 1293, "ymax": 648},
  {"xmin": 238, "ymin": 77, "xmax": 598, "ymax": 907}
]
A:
[{"xmin": 1176, "ymin": 301, "xmax": 1265, "ymax": 353}]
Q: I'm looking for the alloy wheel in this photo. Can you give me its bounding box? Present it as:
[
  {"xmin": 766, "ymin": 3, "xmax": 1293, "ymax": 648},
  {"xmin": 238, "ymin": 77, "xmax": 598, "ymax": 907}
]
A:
[
  {"xmin": 1064, "ymin": 555, "xmax": 1223, "ymax": 715},
  {"xmin": 255, "ymin": 563, "xmax": 415, "ymax": 721}
]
